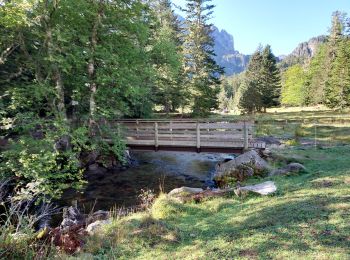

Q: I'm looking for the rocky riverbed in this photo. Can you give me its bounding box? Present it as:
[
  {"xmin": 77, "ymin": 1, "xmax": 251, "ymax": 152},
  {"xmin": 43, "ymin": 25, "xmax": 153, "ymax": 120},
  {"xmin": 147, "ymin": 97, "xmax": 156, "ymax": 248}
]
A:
[{"xmin": 58, "ymin": 151, "xmax": 235, "ymax": 213}]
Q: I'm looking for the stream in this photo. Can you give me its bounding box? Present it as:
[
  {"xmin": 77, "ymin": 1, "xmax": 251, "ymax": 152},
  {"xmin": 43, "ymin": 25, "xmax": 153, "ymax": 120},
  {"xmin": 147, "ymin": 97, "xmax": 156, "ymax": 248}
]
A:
[{"xmin": 59, "ymin": 151, "xmax": 234, "ymax": 213}]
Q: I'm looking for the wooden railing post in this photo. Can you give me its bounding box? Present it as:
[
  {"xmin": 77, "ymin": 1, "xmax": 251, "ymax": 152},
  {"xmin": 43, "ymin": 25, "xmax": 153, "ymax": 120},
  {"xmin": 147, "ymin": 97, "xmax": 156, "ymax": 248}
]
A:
[
  {"xmin": 196, "ymin": 121, "xmax": 200, "ymax": 152},
  {"xmin": 154, "ymin": 122, "xmax": 158, "ymax": 150},
  {"xmin": 243, "ymin": 121, "xmax": 248, "ymax": 150},
  {"xmin": 117, "ymin": 122, "xmax": 121, "ymax": 136},
  {"xmin": 136, "ymin": 119, "xmax": 139, "ymax": 139}
]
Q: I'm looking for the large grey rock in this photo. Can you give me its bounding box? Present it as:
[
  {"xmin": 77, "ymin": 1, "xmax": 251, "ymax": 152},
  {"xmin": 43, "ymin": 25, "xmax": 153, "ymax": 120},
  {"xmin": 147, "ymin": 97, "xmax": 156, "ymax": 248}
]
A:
[
  {"xmin": 269, "ymin": 163, "xmax": 306, "ymax": 176},
  {"xmin": 168, "ymin": 187, "xmax": 203, "ymax": 197},
  {"xmin": 214, "ymin": 150, "xmax": 270, "ymax": 186},
  {"xmin": 86, "ymin": 219, "xmax": 112, "ymax": 235},
  {"xmin": 86, "ymin": 210, "xmax": 110, "ymax": 225},
  {"xmin": 234, "ymin": 181, "xmax": 277, "ymax": 196}
]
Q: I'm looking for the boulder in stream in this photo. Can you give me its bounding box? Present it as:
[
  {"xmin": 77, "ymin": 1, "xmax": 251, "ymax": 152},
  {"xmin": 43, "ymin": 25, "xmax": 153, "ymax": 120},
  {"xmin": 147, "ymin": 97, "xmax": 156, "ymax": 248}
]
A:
[{"xmin": 214, "ymin": 150, "xmax": 270, "ymax": 187}]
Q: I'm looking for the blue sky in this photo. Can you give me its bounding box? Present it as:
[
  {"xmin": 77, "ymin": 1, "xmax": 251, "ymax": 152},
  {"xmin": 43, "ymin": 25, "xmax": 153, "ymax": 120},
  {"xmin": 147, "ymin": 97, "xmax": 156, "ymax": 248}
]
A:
[{"xmin": 172, "ymin": 0, "xmax": 350, "ymax": 55}]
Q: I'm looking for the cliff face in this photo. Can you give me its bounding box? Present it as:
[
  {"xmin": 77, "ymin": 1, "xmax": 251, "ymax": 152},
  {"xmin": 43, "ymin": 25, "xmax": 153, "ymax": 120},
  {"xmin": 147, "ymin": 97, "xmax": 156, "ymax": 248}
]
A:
[
  {"xmin": 279, "ymin": 35, "xmax": 328, "ymax": 69},
  {"xmin": 290, "ymin": 36, "xmax": 327, "ymax": 58},
  {"xmin": 211, "ymin": 26, "xmax": 250, "ymax": 75},
  {"xmin": 212, "ymin": 29, "xmax": 328, "ymax": 74}
]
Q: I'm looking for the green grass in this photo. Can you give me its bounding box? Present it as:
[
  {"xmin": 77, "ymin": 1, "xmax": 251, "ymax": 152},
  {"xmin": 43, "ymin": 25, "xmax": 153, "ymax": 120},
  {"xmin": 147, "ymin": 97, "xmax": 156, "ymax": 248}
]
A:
[{"xmin": 76, "ymin": 145, "xmax": 350, "ymax": 260}]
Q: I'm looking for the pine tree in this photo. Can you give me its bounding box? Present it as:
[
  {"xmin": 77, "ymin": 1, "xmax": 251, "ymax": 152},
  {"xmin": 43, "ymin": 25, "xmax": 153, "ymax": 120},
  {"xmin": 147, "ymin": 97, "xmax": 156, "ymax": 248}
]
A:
[
  {"xmin": 324, "ymin": 11, "xmax": 350, "ymax": 108},
  {"xmin": 182, "ymin": 0, "xmax": 223, "ymax": 116},
  {"xmin": 239, "ymin": 48, "xmax": 263, "ymax": 113},
  {"xmin": 326, "ymin": 38, "xmax": 350, "ymax": 108},
  {"xmin": 239, "ymin": 80, "xmax": 262, "ymax": 114},
  {"xmin": 260, "ymin": 45, "xmax": 281, "ymax": 111},
  {"xmin": 239, "ymin": 45, "xmax": 280, "ymax": 113},
  {"xmin": 305, "ymin": 44, "xmax": 328, "ymax": 105},
  {"xmin": 148, "ymin": 0, "xmax": 185, "ymax": 114}
]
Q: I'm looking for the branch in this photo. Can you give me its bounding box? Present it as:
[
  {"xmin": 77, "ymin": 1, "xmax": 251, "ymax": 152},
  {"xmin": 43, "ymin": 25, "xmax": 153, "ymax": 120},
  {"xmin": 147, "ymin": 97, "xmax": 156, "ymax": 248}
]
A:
[{"xmin": 0, "ymin": 44, "xmax": 19, "ymax": 65}]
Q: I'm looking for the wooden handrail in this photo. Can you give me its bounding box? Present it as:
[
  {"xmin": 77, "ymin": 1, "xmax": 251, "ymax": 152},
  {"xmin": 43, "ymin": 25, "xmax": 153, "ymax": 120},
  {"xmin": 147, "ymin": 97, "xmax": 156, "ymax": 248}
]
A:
[{"xmin": 113, "ymin": 119, "xmax": 265, "ymax": 152}]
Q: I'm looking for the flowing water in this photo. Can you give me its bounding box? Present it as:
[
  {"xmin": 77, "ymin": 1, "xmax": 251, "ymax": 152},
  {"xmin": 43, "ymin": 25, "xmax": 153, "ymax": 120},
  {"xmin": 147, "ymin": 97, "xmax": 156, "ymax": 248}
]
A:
[{"xmin": 59, "ymin": 151, "xmax": 234, "ymax": 213}]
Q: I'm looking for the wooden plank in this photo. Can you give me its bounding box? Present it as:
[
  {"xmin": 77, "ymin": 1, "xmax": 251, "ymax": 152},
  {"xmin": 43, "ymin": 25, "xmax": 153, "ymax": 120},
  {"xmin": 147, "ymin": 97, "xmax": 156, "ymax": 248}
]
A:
[
  {"xmin": 198, "ymin": 131, "xmax": 252, "ymax": 136},
  {"xmin": 200, "ymin": 141, "xmax": 245, "ymax": 147},
  {"xmin": 200, "ymin": 135, "xmax": 247, "ymax": 140},
  {"xmin": 157, "ymin": 123, "xmax": 197, "ymax": 129},
  {"xmin": 125, "ymin": 140, "xmax": 263, "ymax": 149},
  {"xmin": 199, "ymin": 123, "xmax": 253, "ymax": 129}
]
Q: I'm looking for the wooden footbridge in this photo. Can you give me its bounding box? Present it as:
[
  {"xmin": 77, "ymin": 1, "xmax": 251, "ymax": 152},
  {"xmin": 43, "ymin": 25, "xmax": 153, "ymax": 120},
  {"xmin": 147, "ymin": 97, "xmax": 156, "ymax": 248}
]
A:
[{"xmin": 116, "ymin": 119, "xmax": 265, "ymax": 153}]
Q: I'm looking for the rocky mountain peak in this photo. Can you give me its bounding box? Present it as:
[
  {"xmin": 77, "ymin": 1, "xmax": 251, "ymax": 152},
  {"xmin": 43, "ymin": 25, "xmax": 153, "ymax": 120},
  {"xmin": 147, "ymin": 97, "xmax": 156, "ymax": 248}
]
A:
[
  {"xmin": 290, "ymin": 35, "xmax": 327, "ymax": 58},
  {"xmin": 211, "ymin": 26, "xmax": 250, "ymax": 76}
]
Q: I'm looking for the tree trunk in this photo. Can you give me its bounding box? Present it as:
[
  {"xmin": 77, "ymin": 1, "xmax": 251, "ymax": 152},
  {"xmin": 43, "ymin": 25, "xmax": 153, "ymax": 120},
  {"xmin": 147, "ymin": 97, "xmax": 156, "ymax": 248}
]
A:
[
  {"xmin": 88, "ymin": 2, "xmax": 103, "ymax": 131},
  {"xmin": 44, "ymin": 0, "xmax": 67, "ymax": 121}
]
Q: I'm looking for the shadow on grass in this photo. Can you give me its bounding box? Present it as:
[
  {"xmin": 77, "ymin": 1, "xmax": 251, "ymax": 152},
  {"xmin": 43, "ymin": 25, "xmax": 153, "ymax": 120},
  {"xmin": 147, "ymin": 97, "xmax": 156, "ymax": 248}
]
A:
[{"xmin": 149, "ymin": 192, "xmax": 350, "ymax": 259}]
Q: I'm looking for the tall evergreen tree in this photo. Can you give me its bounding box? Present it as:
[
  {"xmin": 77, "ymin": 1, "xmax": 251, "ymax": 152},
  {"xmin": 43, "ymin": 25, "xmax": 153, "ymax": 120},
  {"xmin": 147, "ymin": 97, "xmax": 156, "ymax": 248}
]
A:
[
  {"xmin": 260, "ymin": 45, "xmax": 281, "ymax": 111},
  {"xmin": 239, "ymin": 45, "xmax": 280, "ymax": 113},
  {"xmin": 239, "ymin": 49, "xmax": 264, "ymax": 113},
  {"xmin": 149, "ymin": 0, "xmax": 185, "ymax": 114},
  {"xmin": 325, "ymin": 11, "xmax": 350, "ymax": 108},
  {"xmin": 305, "ymin": 44, "xmax": 328, "ymax": 105},
  {"xmin": 182, "ymin": 0, "xmax": 223, "ymax": 116},
  {"xmin": 326, "ymin": 38, "xmax": 350, "ymax": 108}
]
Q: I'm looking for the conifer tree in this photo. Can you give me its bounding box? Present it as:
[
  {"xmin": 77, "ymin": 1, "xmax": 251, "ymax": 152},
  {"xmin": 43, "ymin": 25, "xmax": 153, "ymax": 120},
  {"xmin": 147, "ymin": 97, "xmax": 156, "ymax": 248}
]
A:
[
  {"xmin": 239, "ymin": 49, "xmax": 264, "ymax": 113},
  {"xmin": 305, "ymin": 44, "xmax": 328, "ymax": 105},
  {"xmin": 260, "ymin": 45, "xmax": 281, "ymax": 111},
  {"xmin": 182, "ymin": 0, "xmax": 223, "ymax": 116},
  {"xmin": 239, "ymin": 45, "xmax": 280, "ymax": 113},
  {"xmin": 325, "ymin": 11, "xmax": 350, "ymax": 108},
  {"xmin": 326, "ymin": 38, "xmax": 350, "ymax": 108},
  {"xmin": 149, "ymin": 0, "xmax": 185, "ymax": 113}
]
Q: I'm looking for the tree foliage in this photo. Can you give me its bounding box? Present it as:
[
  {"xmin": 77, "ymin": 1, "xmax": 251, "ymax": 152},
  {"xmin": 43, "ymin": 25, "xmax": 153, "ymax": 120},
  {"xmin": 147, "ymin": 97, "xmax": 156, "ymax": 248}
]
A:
[
  {"xmin": 239, "ymin": 45, "xmax": 281, "ymax": 113},
  {"xmin": 281, "ymin": 65, "xmax": 307, "ymax": 106},
  {"xmin": 0, "ymin": 0, "xmax": 227, "ymax": 200},
  {"xmin": 182, "ymin": 0, "xmax": 223, "ymax": 116},
  {"xmin": 281, "ymin": 11, "xmax": 350, "ymax": 109}
]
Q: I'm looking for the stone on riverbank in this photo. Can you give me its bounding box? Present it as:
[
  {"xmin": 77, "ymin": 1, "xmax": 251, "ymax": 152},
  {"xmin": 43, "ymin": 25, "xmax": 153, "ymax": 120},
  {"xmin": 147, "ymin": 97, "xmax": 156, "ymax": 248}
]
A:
[
  {"xmin": 86, "ymin": 219, "xmax": 112, "ymax": 235},
  {"xmin": 269, "ymin": 163, "xmax": 306, "ymax": 176},
  {"xmin": 234, "ymin": 181, "xmax": 277, "ymax": 196},
  {"xmin": 168, "ymin": 187, "xmax": 203, "ymax": 197},
  {"xmin": 214, "ymin": 150, "xmax": 270, "ymax": 187}
]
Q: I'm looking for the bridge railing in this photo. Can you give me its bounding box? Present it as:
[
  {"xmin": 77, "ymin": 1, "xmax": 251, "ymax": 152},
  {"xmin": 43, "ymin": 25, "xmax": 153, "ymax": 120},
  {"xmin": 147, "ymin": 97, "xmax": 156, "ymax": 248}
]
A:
[{"xmin": 115, "ymin": 120, "xmax": 265, "ymax": 150}]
